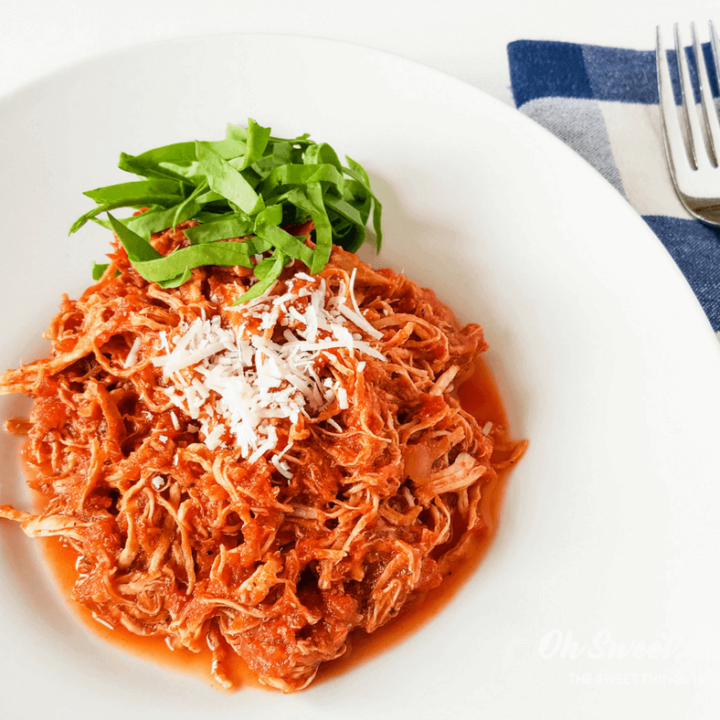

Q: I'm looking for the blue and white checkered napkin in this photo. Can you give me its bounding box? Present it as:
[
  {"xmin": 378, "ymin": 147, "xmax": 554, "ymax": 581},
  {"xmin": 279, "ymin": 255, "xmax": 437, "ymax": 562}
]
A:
[{"xmin": 507, "ymin": 40, "xmax": 720, "ymax": 333}]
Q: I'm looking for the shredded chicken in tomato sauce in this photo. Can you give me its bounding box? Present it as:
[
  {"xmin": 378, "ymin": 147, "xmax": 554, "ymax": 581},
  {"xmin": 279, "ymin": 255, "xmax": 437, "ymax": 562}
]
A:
[{"xmin": 0, "ymin": 223, "xmax": 525, "ymax": 692}]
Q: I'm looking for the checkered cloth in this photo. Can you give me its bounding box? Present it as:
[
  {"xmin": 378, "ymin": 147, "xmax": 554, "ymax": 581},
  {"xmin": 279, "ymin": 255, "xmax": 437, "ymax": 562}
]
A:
[{"xmin": 507, "ymin": 40, "xmax": 720, "ymax": 332}]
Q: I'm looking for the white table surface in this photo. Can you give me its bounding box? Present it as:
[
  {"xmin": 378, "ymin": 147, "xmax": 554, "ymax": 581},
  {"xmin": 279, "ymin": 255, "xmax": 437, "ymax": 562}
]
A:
[{"xmin": 1, "ymin": 0, "xmax": 720, "ymax": 106}]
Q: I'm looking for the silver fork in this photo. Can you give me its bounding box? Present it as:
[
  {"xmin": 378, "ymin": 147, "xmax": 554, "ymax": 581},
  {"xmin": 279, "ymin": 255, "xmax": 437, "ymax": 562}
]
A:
[{"xmin": 656, "ymin": 22, "xmax": 720, "ymax": 225}]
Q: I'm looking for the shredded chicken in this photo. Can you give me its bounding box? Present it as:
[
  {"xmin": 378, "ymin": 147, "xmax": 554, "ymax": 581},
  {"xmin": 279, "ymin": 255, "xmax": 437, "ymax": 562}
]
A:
[{"xmin": 0, "ymin": 222, "xmax": 524, "ymax": 692}]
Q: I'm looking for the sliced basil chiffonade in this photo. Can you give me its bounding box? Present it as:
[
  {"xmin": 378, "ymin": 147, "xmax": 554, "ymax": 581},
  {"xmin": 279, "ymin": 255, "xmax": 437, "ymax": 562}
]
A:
[{"xmin": 72, "ymin": 119, "xmax": 383, "ymax": 304}]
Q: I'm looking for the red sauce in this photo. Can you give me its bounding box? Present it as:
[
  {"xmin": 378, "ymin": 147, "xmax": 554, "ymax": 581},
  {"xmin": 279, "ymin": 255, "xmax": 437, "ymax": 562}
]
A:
[
  {"xmin": 38, "ymin": 356, "xmax": 520, "ymax": 692},
  {"xmin": 40, "ymin": 538, "xmax": 261, "ymax": 691}
]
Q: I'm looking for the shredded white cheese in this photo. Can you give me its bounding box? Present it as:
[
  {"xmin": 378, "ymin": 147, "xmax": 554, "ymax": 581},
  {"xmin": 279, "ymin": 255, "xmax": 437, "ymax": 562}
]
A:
[
  {"xmin": 151, "ymin": 475, "xmax": 167, "ymax": 490},
  {"xmin": 153, "ymin": 274, "xmax": 383, "ymax": 473},
  {"xmin": 123, "ymin": 337, "xmax": 142, "ymax": 369},
  {"xmin": 326, "ymin": 417, "xmax": 342, "ymax": 432},
  {"xmin": 92, "ymin": 612, "xmax": 115, "ymax": 630}
]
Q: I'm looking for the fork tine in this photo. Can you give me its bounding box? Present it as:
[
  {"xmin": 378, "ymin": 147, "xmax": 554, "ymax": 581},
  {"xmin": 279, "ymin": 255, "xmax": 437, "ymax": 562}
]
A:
[
  {"xmin": 708, "ymin": 20, "xmax": 720, "ymax": 83},
  {"xmin": 675, "ymin": 23, "xmax": 711, "ymax": 169},
  {"xmin": 692, "ymin": 22, "xmax": 720, "ymax": 166},
  {"xmin": 656, "ymin": 27, "xmax": 693, "ymax": 174},
  {"xmin": 710, "ymin": 20, "xmax": 720, "ymax": 104}
]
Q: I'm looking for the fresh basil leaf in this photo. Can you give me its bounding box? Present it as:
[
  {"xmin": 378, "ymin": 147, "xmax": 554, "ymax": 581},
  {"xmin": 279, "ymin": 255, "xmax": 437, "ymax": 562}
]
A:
[
  {"xmin": 204, "ymin": 139, "xmax": 248, "ymax": 159},
  {"xmin": 196, "ymin": 141, "xmax": 265, "ymax": 216},
  {"xmin": 232, "ymin": 249, "xmax": 286, "ymax": 305},
  {"xmin": 253, "ymin": 255, "xmax": 279, "ymax": 280},
  {"xmin": 253, "ymin": 220, "xmax": 313, "ymax": 267},
  {"xmin": 250, "ymin": 236, "xmax": 273, "ymax": 254},
  {"xmin": 324, "ymin": 197, "xmax": 367, "ymax": 252},
  {"xmin": 225, "ymin": 123, "xmax": 247, "ymax": 142},
  {"xmin": 287, "ymin": 185, "xmax": 332, "ymax": 274},
  {"xmin": 92, "ymin": 262, "xmax": 109, "ymax": 280},
  {"xmin": 125, "ymin": 139, "xmax": 247, "ymax": 169},
  {"xmin": 70, "ymin": 197, "xmax": 176, "ymax": 235},
  {"xmin": 83, "ymin": 179, "xmax": 183, "ymax": 204},
  {"xmin": 194, "ymin": 190, "xmax": 227, "ymax": 204},
  {"xmin": 325, "ymin": 195, "xmax": 367, "ymax": 229},
  {"xmin": 345, "ymin": 156, "xmax": 383, "ymax": 251},
  {"xmin": 237, "ymin": 118, "xmax": 271, "ymax": 171},
  {"xmin": 328, "ymin": 218, "xmax": 365, "ymax": 253},
  {"xmin": 225, "ymin": 162, "xmax": 262, "ymax": 191},
  {"xmin": 131, "ymin": 200, "xmax": 201, "ymax": 239},
  {"xmin": 252, "ymin": 141, "xmax": 294, "ymax": 177},
  {"xmin": 157, "ymin": 268, "xmax": 193, "ymax": 289},
  {"xmin": 238, "ymin": 129, "xmax": 312, "ymax": 148},
  {"xmin": 254, "ymin": 204, "xmax": 283, "ymax": 227},
  {"xmin": 119, "ymin": 151, "xmax": 195, "ymax": 183},
  {"xmin": 193, "ymin": 210, "xmax": 236, "ymax": 224},
  {"xmin": 304, "ymin": 143, "xmax": 342, "ymax": 171},
  {"xmin": 184, "ymin": 215, "xmax": 255, "ymax": 244},
  {"xmin": 172, "ymin": 180, "xmax": 208, "ymax": 228},
  {"xmin": 127, "ymin": 142, "xmax": 197, "ymax": 168},
  {"xmin": 271, "ymin": 132, "xmax": 313, "ymax": 148},
  {"xmin": 260, "ymin": 163, "xmax": 345, "ymax": 196},
  {"xmin": 118, "ymin": 139, "xmax": 247, "ymax": 182},
  {"xmin": 90, "ymin": 201, "xmax": 201, "ymax": 238},
  {"xmin": 78, "ymin": 121, "xmax": 383, "ymax": 287},
  {"xmin": 132, "ymin": 240, "xmax": 254, "ymax": 283},
  {"xmin": 107, "ymin": 213, "xmax": 162, "ymax": 262}
]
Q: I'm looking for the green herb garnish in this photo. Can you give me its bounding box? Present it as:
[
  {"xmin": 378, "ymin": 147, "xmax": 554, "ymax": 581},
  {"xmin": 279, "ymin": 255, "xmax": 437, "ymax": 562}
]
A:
[{"xmin": 73, "ymin": 119, "xmax": 382, "ymax": 303}]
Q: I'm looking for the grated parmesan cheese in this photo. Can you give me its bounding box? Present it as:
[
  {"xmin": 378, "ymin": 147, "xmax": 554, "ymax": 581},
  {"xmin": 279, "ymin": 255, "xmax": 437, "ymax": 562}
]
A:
[
  {"xmin": 153, "ymin": 273, "xmax": 384, "ymax": 474},
  {"xmin": 92, "ymin": 612, "xmax": 115, "ymax": 630},
  {"xmin": 151, "ymin": 475, "xmax": 168, "ymax": 490},
  {"xmin": 123, "ymin": 337, "xmax": 142, "ymax": 369}
]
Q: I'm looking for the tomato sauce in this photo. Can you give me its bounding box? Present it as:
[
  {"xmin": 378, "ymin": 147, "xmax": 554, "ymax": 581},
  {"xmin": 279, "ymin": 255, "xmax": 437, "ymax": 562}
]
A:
[{"xmin": 39, "ymin": 355, "xmax": 520, "ymax": 692}]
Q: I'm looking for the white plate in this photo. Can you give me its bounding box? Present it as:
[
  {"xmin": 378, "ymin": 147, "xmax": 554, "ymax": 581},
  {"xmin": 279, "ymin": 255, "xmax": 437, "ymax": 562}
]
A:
[{"xmin": 1, "ymin": 35, "xmax": 719, "ymax": 720}]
